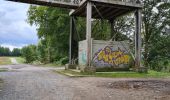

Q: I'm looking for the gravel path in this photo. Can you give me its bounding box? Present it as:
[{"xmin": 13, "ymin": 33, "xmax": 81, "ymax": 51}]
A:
[
  {"xmin": 0, "ymin": 64, "xmax": 170, "ymax": 100},
  {"xmin": 10, "ymin": 58, "xmax": 18, "ymax": 64}
]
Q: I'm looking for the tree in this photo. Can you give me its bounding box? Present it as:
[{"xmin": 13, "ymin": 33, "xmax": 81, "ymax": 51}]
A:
[
  {"xmin": 0, "ymin": 46, "xmax": 11, "ymax": 56},
  {"xmin": 142, "ymin": 0, "xmax": 170, "ymax": 69},
  {"xmin": 22, "ymin": 45, "xmax": 37, "ymax": 63},
  {"xmin": 11, "ymin": 48, "xmax": 21, "ymax": 56},
  {"xmin": 27, "ymin": 6, "xmax": 70, "ymax": 63}
]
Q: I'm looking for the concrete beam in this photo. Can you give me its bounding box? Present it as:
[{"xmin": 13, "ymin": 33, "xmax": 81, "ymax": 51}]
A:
[
  {"xmin": 7, "ymin": 0, "xmax": 79, "ymax": 9},
  {"xmin": 91, "ymin": 0, "xmax": 143, "ymax": 8}
]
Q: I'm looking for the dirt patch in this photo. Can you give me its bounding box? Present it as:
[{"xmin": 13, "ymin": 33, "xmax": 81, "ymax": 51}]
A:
[
  {"xmin": 98, "ymin": 80, "xmax": 170, "ymax": 95},
  {"xmin": 105, "ymin": 80, "xmax": 169, "ymax": 89}
]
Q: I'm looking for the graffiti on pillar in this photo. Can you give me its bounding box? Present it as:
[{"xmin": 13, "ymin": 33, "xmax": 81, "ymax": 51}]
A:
[
  {"xmin": 79, "ymin": 49, "xmax": 87, "ymax": 65},
  {"xmin": 93, "ymin": 46, "xmax": 130, "ymax": 66},
  {"xmin": 79, "ymin": 40, "xmax": 87, "ymax": 65}
]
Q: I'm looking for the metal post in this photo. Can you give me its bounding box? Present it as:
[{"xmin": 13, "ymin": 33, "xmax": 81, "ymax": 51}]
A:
[
  {"xmin": 69, "ymin": 16, "xmax": 74, "ymax": 64},
  {"xmin": 86, "ymin": 1, "xmax": 92, "ymax": 66},
  {"xmin": 135, "ymin": 9, "xmax": 142, "ymax": 69}
]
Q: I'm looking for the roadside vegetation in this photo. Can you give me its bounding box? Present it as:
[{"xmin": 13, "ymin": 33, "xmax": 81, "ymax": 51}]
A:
[
  {"xmin": 0, "ymin": 46, "xmax": 23, "ymax": 65},
  {"xmin": 0, "ymin": 57, "xmax": 25, "ymax": 65},
  {"xmin": 56, "ymin": 69, "xmax": 170, "ymax": 78},
  {"xmin": 14, "ymin": 57, "xmax": 25, "ymax": 64},
  {"xmin": 0, "ymin": 57, "xmax": 11, "ymax": 65}
]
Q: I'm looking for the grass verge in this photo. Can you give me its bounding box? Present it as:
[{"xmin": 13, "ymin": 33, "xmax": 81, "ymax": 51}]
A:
[
  {"xmin": 56, "ymin": 69, "xmax": 170, "ymax": 78},
  {"xmin": 32, "ymin": 61, "xmax": 64, "ymax": 67},
  {"xmin": 0, "ymin": 68, "xmax": 8, "ymax": 72},
  {"xmin": 41, "ymin": 63, "xmax": 63, "ymax": 67},
  {"xmin": 0, "ymin": 57, "xmax": 12, "ymax": 65},
  {"xmin": 14, "ymin": 57, "xmax": 25, "ymax": 64},
  {"xmin": 56, "ymin": 70, "xmax": 93, "ymax": 77}
]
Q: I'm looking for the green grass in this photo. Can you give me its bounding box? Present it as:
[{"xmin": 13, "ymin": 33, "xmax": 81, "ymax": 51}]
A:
[
  {"xmin": 32, "ymin": 61, "xmax": 64, "ymax": 67},
  {"xmin": 14, "ymin": 57, "xmax": 25, "ymax": 64},
  {"xmin": 0, "ymin": 57, "xmax": 12, "ymax": 65},
  {"xmin": 56, "ymin": 70, "xmax": 89, "ymax": 76},
  {"xmin": 42, "ymin": 63, "xmax": 63, "ymax": 67},
  {"xmin": 95, "ymin": 70, "xmax": 170, "ymax": 78},
  {"xmin": 56, "ymin": 70, "xmax": 170, "ymax": 78},
  {"xmin": 0, "ymin": 57, "xmax": 25, "ymax": 65},
  {"xmin": 0, "ymin": 68, "xmax": 8, "ymax": 72}
]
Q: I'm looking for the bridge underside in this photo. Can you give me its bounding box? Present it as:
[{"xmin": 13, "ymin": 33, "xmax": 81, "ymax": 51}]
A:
[
  {"xmin": 69, "ymin": 0, "xmax": 143, "ymax": 71},
  {"xmin": 70, "ymin": 0, "xmax": 142, "ymax": 20},
  {"xmin": 6, "ymin": 0, "xmax": 79, "ymax": 9}
]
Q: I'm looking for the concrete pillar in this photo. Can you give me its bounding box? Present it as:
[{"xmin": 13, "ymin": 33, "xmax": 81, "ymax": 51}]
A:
[
  {"xmin": 69, "ymin": 16, "xmax": 74, "ymax": 64},
  {"xmin": 86, "ymin": 1, "xmax": 92, "ymax": 66},
  {"xmin": 135, "ymin": 9, "xmax": 142, "ymax": 70}
]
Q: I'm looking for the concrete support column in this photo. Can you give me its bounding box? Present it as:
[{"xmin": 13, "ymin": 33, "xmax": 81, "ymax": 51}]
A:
[
  {"xmin": 86, "ymin": 1, "xmax": 92, "ymax": 66},
  {"xmin": 69, "ymin": 16, "xmax": 74, "ymax": 64},
  {"xmin": 135, "ymin": 9, "xmax": 142, "ymax": 69}
]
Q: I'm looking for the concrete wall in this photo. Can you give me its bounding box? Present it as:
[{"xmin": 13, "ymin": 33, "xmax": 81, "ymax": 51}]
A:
[
  {"xmin": 92, "ymin": 40, "xmax": 131, "ymax": 69},
  {"xmin": 78, "ymin": 40, "xmax": 87, "ymax": 65},
  {"xmin": 79, "ymin": 39, "xmax": 131, "ymax": 70}
]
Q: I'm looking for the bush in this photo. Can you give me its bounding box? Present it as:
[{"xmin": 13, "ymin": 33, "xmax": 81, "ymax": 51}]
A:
[
  {"xmin": 55, "ymin": 57, "xmax": 69, "ymax": 65},
  {"xmin": 21, "ymin": 45, "xmax": 37, "ymax": 63}
]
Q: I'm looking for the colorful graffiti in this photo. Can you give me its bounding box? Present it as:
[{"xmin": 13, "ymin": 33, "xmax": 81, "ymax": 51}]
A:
[
  {"xmin": 93, "ymin": 46, "xmax": 130, "ymax": 66},
  {"xmin": 79, "ymin": 40, "xmax": 87, "ymax": 65},
  {"xmin": 79, "ymin": 50, "xmax": 87, "ymax": 65}
]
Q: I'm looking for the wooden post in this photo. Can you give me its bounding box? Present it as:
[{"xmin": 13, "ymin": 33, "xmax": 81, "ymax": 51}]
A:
[
  {"xmin": 135, "ymin": 9, "xmax": 142, "ymax": 69},
  {"xmin": 69, "ymin": 16, "xmax": 74, "ymax": 64},
  {"xmin": 86, "ymin": 1, "xmax": 92, "ymax": 66}
]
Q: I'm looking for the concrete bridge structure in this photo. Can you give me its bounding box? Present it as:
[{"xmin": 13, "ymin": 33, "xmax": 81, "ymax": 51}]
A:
[{"xmin": 6, "ymin": 0, "xmax": 144, "ymax": 72}]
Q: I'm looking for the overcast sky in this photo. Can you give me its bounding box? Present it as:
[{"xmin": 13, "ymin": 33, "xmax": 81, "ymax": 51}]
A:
[{"xmin": 0, "ymin": 0, "xmax": 38, "ymax": 50}]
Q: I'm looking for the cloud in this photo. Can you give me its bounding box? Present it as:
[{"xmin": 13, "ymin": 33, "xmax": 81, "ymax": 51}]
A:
[{"xmin": 0, "ymin": 0, "xmax": 38, "ymax": 49}]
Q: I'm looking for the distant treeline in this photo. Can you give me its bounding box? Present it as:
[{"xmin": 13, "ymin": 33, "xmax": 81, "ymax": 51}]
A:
[{"xmin": 0, "ymin": 46, "xmax": 21, "ymax": 56}]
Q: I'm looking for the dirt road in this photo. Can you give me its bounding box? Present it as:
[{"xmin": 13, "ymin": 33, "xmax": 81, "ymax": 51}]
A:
[{"xmin": 0, "ymin": 64, "xmax": 170, "ymax": 100}]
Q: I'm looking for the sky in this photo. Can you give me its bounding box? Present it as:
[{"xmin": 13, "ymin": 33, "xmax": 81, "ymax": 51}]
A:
[{"xmin": 0, "ymin": 0, "xmax": 38, "ymax": 50}]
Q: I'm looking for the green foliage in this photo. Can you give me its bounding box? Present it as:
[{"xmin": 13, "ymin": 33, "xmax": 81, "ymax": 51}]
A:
[
  {"xmin": 148, "ymin": 35, "xmax": 170, "ymax": 71},
  {"xmin": 0, "ymin": 46, "xmax": 11, "ymax": 56},
  {"xmin": 0, "ymin": 46, "xmax": 21, "ymax": 56},
  {"xmin": 142, "ymin": 0, "xmax": 170, "ymax": 71},
  {"xmin": 56, "ymin": 69, "xmax": 170, "ymax": 78},
  {"xmin": 22, "ymin": 45, "xmax": 37, "ymax": 63},
  {"xmin": 27, "ymin": 6, "xmax": 70, "ymax": 64},
  {"xmin": 14, "ymin": 57, "xmax": 25, "ymax": 64},
  {"xmin": 55, "ymin": 57, "xmax": 69, "ymax": 65},
  {"xmin": 11, "ymin": 48, "xmax": 22, "ymax": 56}
]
